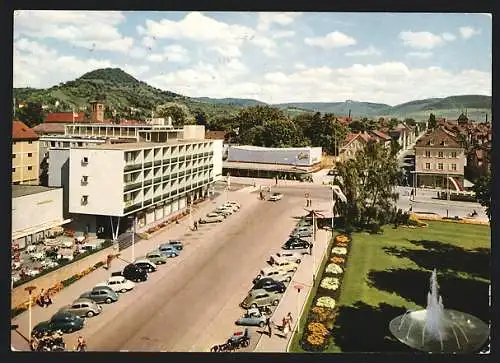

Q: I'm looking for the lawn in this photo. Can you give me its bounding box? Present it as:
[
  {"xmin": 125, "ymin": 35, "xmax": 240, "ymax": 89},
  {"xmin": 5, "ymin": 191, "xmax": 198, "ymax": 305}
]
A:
[{"xmin": 289, "ymin": 221, "xmax": 491, "ymax": 353}]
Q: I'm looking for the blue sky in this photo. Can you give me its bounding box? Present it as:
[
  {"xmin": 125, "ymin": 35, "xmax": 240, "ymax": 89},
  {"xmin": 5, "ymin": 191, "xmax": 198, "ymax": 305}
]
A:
[{"xmin": 13, "ymin": 11, "xmax": 491, "ymax": 105}]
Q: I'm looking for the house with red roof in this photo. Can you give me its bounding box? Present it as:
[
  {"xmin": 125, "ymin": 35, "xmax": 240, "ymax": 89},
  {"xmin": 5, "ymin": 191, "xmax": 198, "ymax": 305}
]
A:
[{"xmin": 12, "ymin": 121, "xmax": 40, "ymax": 185}]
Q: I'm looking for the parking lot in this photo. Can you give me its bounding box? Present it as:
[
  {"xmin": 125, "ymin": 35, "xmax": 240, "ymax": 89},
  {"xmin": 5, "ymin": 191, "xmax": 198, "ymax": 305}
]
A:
[{"xmin": 11, "ymin": 183, "xmax": 329, "ymax": 352}]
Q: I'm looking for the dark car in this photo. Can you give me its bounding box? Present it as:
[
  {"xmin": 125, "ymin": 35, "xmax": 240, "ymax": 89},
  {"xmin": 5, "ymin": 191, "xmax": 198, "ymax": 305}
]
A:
[
  {"xmin": 122, "ymin": 263, "xmax": 148, "ymax": 282},
  {"xmin": 32, "ymin": 312, "xmax": 84, "ymax": 337},
  {"xmin": 252, "ymin": 277, "xmax": 286, "ymax": 293},
  {"xmin": 80, "ymin": 286, "xmax": 119, "ymax": 304},
  {"xmin": 282, "ymin": 238, "xmax": 310, "ymax": 251},
  {"xmin": 167, "ymin": 240, "xmax": 183, "ymax": 250}
]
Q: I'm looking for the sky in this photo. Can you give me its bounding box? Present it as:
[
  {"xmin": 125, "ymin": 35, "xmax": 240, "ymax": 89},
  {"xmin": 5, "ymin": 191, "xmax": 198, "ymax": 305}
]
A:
[{"xmin": 13, "ymin": 11, "xmax": 492, "ymax": 106}]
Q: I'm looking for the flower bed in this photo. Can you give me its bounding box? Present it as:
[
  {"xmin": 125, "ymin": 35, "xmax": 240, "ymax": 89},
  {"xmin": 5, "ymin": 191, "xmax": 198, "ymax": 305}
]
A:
[{"xmin": 300, "ymin": 234, "xmax": 352, "ymax": 352}]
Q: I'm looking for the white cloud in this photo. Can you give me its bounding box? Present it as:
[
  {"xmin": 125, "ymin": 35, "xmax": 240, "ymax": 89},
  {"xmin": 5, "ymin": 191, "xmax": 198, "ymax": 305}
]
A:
[
  {"xmin": 305, "ymin": 31, "xmax": 356, "ymax": 49},
  {"xmin": 142, "ymin": 36, "xmax": 156, "ymax": 49},
  {"xmin": 257, "ymin": 12, "xmax": 302, "ymax": 31},
  {"xmin": 441, "ymin": 32, "xmax": 456, "ymax": 41},
  {"xmin": 406, "ymin": 51, "xmax": 433, "ymax": 59},
  {"xmin": 147, "ymin": 44, "xmax": 190, "ymax": 63},
  {"xmin": 272, "ymin": 30, "xmax": 295, "ymax": 39},
  {"xmin": 459, "ymin": 26, "xmax": 481, "ymax": 39},
  {"xmin": 345, "ymin": 45, "xmax": 381, "ymax": 57},
  {"xmin": 13, "ymin": 38, "xmax": 148, "ymax": 88},
  {"xmin": 294, "ymin": 63, "xmax": 307, "ymax": 70},
  {"xmin": 398, "ymin": 31, "xmax": 446, "ymax": 49},
  {"xmin": 14, "ymin": 10, "xmax": 134, "ymax": 53},
  {"xmin": 138, "ymin": 12, "xmax": 254, "ymax": 58}
]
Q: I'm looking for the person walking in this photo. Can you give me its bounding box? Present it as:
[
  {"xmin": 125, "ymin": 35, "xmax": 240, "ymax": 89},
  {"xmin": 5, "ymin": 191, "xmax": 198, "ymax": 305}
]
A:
[
  {"xmin": 286, "ymin": 312, "xmax": 293, "ymax": 330},
  {"xmin": 43, "ymin": 290, "xmax": 52, "ymax": 307},
  {"xmin": 36, "ymin": 289, "xmax": 45, "ymax": 307},
  {"xmin": 282, "ymin": 316, "xmax": 289, "ymax": 338},
  {"xmin": 75, "ymin": 336, "xmax": 87, "ymax": 352},
  {"xmin": 309, "ymin": 242, "xmax": 313, "ymax": 256},
  {"xmin": 194, "ymin": 220, "xmax": 198, "ymax": 230},
  {"xmin": 266, "ymin": 317, "xmax": 272, "ymax": 337}
]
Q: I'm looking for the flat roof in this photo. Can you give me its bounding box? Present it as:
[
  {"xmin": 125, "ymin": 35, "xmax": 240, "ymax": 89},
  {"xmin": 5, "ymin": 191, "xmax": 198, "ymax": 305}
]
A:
[
  {"xmin": 229, "ymin": 145, "xmax": 321, "ymax": 151},
  {"xmin": 12, "ymin": 184, "xmax": 60, "ymax": 198},
  {"xmin": 81, "ymin": 140, "xmax": 210, "ymax": 151},
  {"xmin": 222, "ymin": 161, "xmax": 317, "ymax": 172}
]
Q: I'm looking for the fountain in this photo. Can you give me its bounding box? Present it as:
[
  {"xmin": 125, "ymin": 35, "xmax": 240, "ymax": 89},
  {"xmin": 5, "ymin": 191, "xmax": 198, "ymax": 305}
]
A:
[{"xmin": 389, "ymin": 269, "xmax": 490, "ymax": 353}]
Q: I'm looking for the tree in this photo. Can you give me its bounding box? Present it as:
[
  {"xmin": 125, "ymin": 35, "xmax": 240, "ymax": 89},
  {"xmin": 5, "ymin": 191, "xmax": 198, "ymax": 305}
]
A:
[
  {"xmin": 388, "ymin": 118, "xmax": 399, "ymax": 130},
  {"xmin": 457, "ymin": 112, "xmax": 468, "ymax": 123},
  {"xmin": 262, "ymin": 119, "xmax": 302, "ymax": 148},
  {"xmin": 334, "ymin": 140, "xmax": 400, "ymax": 231},
  {"xmin": 404, "ymin": 118, "xmax": 416, "ymax": 127},
  {"xmin": 156, "ymin": 104, "xmax": 187, "ymax": 126},
  {"xmin": 428, "ymin": 113, "xmax": 437, "ymax": 129},
  {"xmin": 348, "ymin": 119, "xmax": 366, "ymax": 133},
  {"xmin": 472, "ymin": 172, "xmax": 491, "ymax": 222},
  {"xmin": 194, "ymin": 110, "xmax": 208, "ymax": 126},
  {"xmin": 16, "ymin": 101, "xmax": 45, "ymax": 127}
]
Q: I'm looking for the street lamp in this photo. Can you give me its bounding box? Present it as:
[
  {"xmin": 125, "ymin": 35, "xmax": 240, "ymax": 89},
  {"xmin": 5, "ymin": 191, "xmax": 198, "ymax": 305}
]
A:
[
  {"xmin": 130, "ymin": 216, "xmax": 136, "ymax": 262},
  {"xmin": 24, "ymin": 285, "xmax": 37, "ymax": 342}
]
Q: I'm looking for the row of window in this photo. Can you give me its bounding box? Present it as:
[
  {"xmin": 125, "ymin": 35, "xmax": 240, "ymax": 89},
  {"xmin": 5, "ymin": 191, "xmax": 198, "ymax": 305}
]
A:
[
  {"xmin": 422, "ymin": 151, "xmax": 458, "ymax": 158},
  {"xmin": 12, "ymin": 141, "xmax": 34, "ymax": 145},
  {"xmin": 423, "ymin": 163, "xmax": 458, "ymax": 171},
  {"xmin": 12, "ymin": 153, "xmax": 34, "ymax": 158},
  {"xmin": 12, "ymin": 166, "xmax": 34, "ymax": 172}
]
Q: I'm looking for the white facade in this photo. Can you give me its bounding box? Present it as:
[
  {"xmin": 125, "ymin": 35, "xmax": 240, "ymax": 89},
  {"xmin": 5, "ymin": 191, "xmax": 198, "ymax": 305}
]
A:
[
  {"xmin": 227, "ymin": 145, "xmax": 322, "ymax": 166},
  {"xmin": 12, "ymin": 186, "xmax": 67, "ymax": 247},
  {"xmin": 212, "ymin": 139, "xmax": 223, "ymax": 181},
  {"xmin": 69, "ymin": 140, "xmax": 217, "ymax": 218}
]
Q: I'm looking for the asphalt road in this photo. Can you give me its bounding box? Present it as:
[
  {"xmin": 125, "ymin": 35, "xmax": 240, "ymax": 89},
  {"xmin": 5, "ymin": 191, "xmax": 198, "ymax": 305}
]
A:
[{"xmin": 86, "ymin": 190, "xmax": 308, "ymax": 352}]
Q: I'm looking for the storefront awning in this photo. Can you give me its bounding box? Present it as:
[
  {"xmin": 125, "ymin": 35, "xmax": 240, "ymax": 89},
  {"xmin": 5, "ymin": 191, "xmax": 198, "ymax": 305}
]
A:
[{"xmin": 12, "ymin": 218, "xmax": 72, "ymax": 240}]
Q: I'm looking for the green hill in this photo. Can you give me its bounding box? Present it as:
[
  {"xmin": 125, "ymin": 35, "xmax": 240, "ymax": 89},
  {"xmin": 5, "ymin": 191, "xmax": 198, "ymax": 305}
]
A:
[{"xmin": 13, "ymin": 68, "xmax": 491, "ymax": 123}]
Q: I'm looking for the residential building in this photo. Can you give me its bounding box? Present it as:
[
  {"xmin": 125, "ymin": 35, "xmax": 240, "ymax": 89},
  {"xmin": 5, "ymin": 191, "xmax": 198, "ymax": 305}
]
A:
[
  {"xmin": 67, "ymin": 127, "xmax": 222, "ymax": 237},
  {"xmin": 414, "ymin": 127, "xmax": 465, "ymax": 190},
  {"xmin": 12, "ymin": 121, "xmax": 40, "ymax": 185},
  {"xmin": 388, "ymin": 123, "xmax": 416, "ymax": 151},
  {"xmin": 338, "ymin": 132, "xmax": 372, "ymax": 163},
  {"xmin": 368, "ymin": 130, "xmax": 392, "ymax": 148},
  {"xmin": 12, "ymin": 185, "xmax": 70, "ymax": 249}
]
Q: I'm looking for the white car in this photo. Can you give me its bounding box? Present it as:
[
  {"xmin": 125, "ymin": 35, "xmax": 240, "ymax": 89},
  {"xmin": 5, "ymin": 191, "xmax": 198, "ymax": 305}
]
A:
[
  {"xmin": 269, "ymin": 251, "xmax": 303, "ymax": 264},
  {"xmin": 30, "ymin": 252, "xmax": 45, "ymax": 261},
  {"xmin": 26, "ymin": 245, "xmax": 37, "ymax": 253},
  {"xmin": 221, "ymin": 203, "xmax": 239, "ymax": 212},
  {"xmin": 61, "ymin": 241, "xmax": 73, "ymax": 249},
  {"xmin": 254, "ymin": 266, "xmax": 294, "ymax": 283},
  {"xmin": 270, "ymin": 257, "xmax": 299, "ymax": 273},
  {"xmin": 215, "ymin": 206, "xmax": 235, "ymax": 215},
  {"xmin": 26, "ymin": 268, "xmax": 41, "ymax": 277},
  {"xmin": 199, "ymin": 213, "xmax": 224, "ymax": 224},
  {"xmin": 268, "ymin": 193, "xmax": 283, "ymax": 201},
  {"xmin": 41, "ymin": 260, "xmax": 59, "ymax": 269},
  {"xmin": 226, "ymin": 201, "xmax": 241, "ymax": 209},
  {"xmin": 96, "ymin": 276, "xmax": 135, "ymax": 293}
]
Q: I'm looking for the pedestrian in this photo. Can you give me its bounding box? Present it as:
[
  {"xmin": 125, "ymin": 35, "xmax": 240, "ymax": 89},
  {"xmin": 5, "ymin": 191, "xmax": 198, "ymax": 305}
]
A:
[
  {"xmin": 286, "ymin": 312, "xmax": 293, "ymax": 330},
  {"xmin": 266, "ymin": 317, "xmax": 272, "ymax": 337},
  {"xmin": 43, "ymin": 290, "xmax": 52, "ymax": 307},
  {"xmin": 253, "ymin": 178, "xmax": 256, "ymax": 187},
  {"xmin": 194, "ymin": 220, "xmax": 198, "ymax": 230},
  {"xmin": 282, "ymin": 316, "xmax": 289, "ymax": 338},
  {"xmin": 37, "ymin": 289, "xmax": 45, "ymax": 307},
  {"xmin": 106, "ymin": 254, "xmax": 113, "ymax": 270},
  {"xmin": 309, "ymin": 242, "xmax": 313, "ymax": 256},
  {"xmin": 75, "ymin": 336, "xmax": 87, "ymax": 352}
]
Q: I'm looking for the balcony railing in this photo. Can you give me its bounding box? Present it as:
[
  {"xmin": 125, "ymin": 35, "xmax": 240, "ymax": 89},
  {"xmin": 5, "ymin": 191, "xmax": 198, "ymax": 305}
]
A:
[{"xmin": 124, "ymin": 181, "xmax": 143, "ymax": 192}]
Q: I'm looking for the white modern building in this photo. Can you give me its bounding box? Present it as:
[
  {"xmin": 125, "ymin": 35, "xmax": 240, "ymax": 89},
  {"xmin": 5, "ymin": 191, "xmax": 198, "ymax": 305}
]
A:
[
  {"xmin": 68, "ymin": 134, "xmax": 223, "ymax": 236},
  {"xmin": 12, "ymin": 185, "xmax": 71, "ymax": 249}
]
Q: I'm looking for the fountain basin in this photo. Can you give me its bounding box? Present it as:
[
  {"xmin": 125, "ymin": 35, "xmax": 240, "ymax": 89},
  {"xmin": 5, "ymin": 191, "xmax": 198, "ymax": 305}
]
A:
[{"xmin": 389, "ymin": 309, "xmax": 489, "ymax": 353}]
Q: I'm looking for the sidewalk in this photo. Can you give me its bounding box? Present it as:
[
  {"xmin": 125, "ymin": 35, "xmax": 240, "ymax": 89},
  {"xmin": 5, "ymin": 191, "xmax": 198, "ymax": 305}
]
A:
[
  {"xmin": 10, "ymin": 191, "xmax": 237, "ymax": 351},
  {"xmin": 254, "ymin": 229, "xmax": 330, "ymax": 352}
]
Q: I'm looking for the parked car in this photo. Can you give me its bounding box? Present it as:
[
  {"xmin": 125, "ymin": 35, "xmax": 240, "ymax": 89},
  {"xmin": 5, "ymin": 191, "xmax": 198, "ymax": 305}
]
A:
[
  {"xmin": 290, "ymin": 229, "xmax": 313, "ymax": 238},
  {"xmin": 212, "ymin": 209, "xmax": 231, "ymax": 217},
  {"xmin": 199, "ymin": 213, "xmax": 224, "ymax": 224},
  {"xmin": 158, "ymin": 245, "xmax": 180, "ymax": 257},
  {"xmin": 145, "ymin": 251, "xmax": 168, "ymax": 265},
  {"xmin": 80, "ymin": 286, "xmax": 119, "ymax": 304},
  {"xmin": 252, "ymin": 277, "xmax": 287, "ymax": 293},
  {"xmin": 327, "ymin": 169, "xmax": 338, "ymax": 176},
  {"xmin": 215, "ymin": 206, "xmax": 235, "ymax": 215},
  {"xmin": 253, "ymin": 266, "xmax": 293, "ymax": 284},
  {"xmin": 59, "ymin": 298, "xmax": 102, "ymax": 318},
  {"xmin": 241, "ymin": 289, "xmax": 282, "ymax": 309},
  {"xmin": 282, "ymin": 238, "xmax": 310, "ymax": 252},
  {"xmin": 269, "ymin": 251, "xmax": 303, "ymax": 264},
  {"xmin": 30, "ymin": 252, "xmax": 45, "ymax": 261},
  {"xmin": 32, "ymin": 312, "xmax": 84, "ymax": 336},
  {"xmin": 81, "ymin": 242, "xmax": 98, "ymax": 252},
  {"xmin": 134, "ymin": 259, "xmax": 157, "ymax": 273},
  {"xmin": 235, "ymin": 308, "xmax": 268, "ymax": 327},
  {"xmin": 271, "ymin": 257, "xmax": 299, "ymax": 274},
  {"xmin": 225, "ymin": 201, "xmax": 241, "ymax": 209},
  {"xmin": 268, "ymin": 193, "xmax": 283, "ymax": 201},
  {"xmin": 221, "ymin": 203, "xmax": 239, "ymax": 212},
  {"xmin": 166, "ymin": 240, "xmax": 183, "ymax": 250},
  {"xmin": 120, "ymin": 263, "xmax": 148, "ymax": 282},
  {"xmin": 95, "ymin": 275, "xmax": 135, "ymax": 293}
]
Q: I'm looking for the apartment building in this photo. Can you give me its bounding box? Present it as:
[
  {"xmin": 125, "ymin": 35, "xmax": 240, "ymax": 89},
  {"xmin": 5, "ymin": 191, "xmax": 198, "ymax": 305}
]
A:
[
  {"xmin": 68, "ymin": 133, "xmax": 223, "ymax": 237},
  {"xmin": 338, "ymin": 132, "xmax": 372, "ymax": 163},
  {"xmin": 12, "ymin": 121, "xmax": 40, "ymax": 185},
  {"xmin": 415, "ymin": 127, "xmax": 465, "ymax": 190}
]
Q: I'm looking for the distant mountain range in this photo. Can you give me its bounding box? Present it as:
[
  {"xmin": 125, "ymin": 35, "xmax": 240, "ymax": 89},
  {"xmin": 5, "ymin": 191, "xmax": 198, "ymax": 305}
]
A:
[{"xmin": 13, "ymin": 68, "xmax": 491, "ymax": 121}]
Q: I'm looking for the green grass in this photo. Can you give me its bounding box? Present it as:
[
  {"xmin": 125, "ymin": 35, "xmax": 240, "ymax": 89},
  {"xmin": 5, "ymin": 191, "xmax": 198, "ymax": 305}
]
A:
[{"xmin": 289, "ymin": 221, "xmax": 491, "ymax": 352}]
